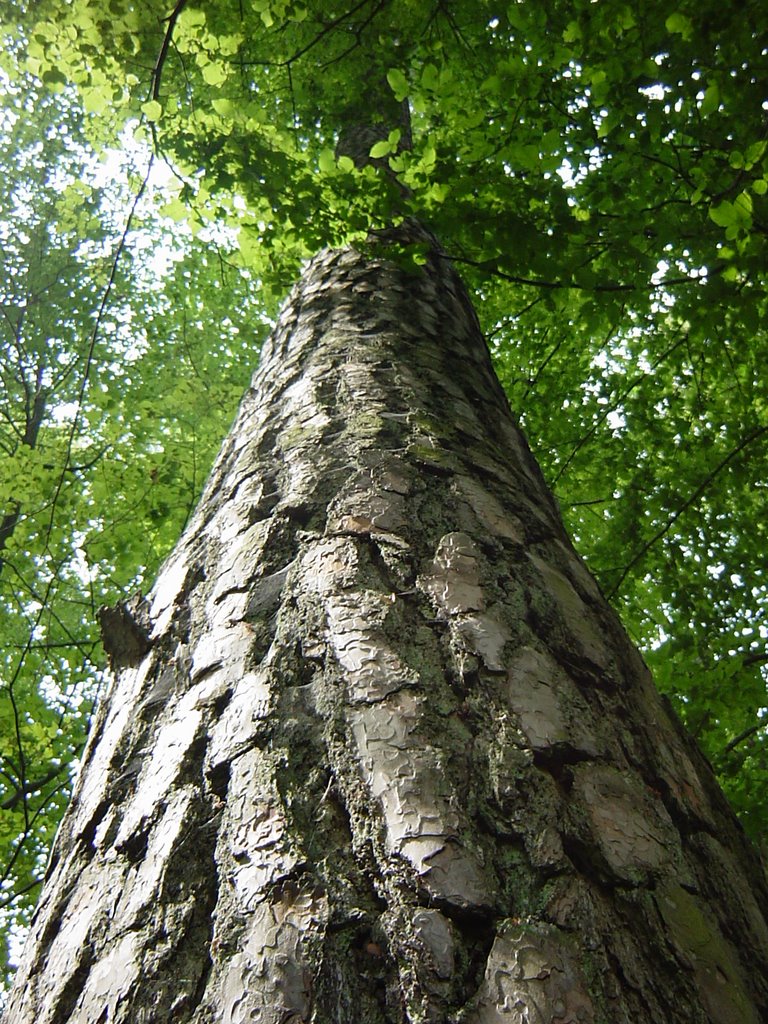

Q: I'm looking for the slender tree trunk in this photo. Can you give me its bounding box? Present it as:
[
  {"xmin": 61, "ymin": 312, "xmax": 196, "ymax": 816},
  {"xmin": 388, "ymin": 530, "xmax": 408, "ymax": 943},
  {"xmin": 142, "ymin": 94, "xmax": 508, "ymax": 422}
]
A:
[{"xmin": 7, "ymin": 228, "xmax": 768, "ymax": 1024}]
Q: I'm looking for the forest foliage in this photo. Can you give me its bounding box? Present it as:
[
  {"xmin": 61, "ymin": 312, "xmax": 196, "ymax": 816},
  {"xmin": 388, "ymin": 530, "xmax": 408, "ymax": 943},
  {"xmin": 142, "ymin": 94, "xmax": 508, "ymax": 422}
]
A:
[{"xmin": 0, "ymin": 0, "xmax": 766, "ymax": 989}]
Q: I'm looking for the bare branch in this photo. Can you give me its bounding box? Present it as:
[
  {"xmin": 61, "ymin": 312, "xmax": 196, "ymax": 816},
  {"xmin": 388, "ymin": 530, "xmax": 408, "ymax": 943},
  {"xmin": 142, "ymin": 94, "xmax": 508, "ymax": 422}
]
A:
[
  {"xmin": 151, "ymin": 0, "xmax": 191, "ymax": 103},
  {"xmin": 724, "ymin": 721, "xmax": 767, "ymax": 755}
]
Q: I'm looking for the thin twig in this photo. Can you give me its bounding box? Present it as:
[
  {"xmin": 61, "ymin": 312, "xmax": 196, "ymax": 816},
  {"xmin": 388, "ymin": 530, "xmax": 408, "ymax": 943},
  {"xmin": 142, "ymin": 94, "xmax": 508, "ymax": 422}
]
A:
[
  {"xmin": 441, "ymin": 250, "xmax": 728, "ymax": 294},
  {"xmin": 607, "ymin": 425, "xmax": 768, "ymax": 598},
  {"xmin": 724, "ymin": 721, "xmax": 767, "ymax": 755}
]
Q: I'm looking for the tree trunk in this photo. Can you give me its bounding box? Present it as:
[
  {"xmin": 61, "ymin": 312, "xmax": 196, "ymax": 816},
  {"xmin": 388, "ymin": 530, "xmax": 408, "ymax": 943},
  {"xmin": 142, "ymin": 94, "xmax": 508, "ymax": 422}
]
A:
[{"xmin": 7, "ymin": 228, "xmax": 768, "ymax": 1024}]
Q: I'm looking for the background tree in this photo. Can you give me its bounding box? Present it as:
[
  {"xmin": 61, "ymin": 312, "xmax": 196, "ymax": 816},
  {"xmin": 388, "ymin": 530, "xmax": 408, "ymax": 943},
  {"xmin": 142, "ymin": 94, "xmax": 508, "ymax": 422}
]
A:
[
  {"xmin": 0, "ymin": 31, "xmax": 264, "ymax": 983},
  {"xmin": 0, "ymin": 0, "xmax": 766, "ymax": 992}
]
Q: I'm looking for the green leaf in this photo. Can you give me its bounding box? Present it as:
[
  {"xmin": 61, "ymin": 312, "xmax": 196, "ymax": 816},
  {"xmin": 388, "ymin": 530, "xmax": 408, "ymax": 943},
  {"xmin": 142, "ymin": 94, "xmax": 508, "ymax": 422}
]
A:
[
  {"xmin": 699, "ymin": 83, "xmax": 719, "ymax": 117},
  {"xmin": 202, "ymin": 62, "xmax": 228, "ymax": 87},
  {"xmin": 709, "ymin": 201, "xmax": 735, "ymax": 227},
  {"xmin": 665, "ymin": 12, "xmax": 693, "ymax": 39},
  {"xmin": 369, "ymin": 139, "xmax": 392, "ymax": 159},
  {"xmin": 563, "ymin": 21, "xmax": 581, "ymax": 43},
  {"xmin": 178, "ymin": 6, "xmax": 206, "ymax": 28},
  {"xmin": 212, "ymin": 32, "xmax": 243, "ymax": 56},
  {"xmin": 141, "ymin": 99, "xmax": 162, "ymax": 121},
  {"xmin": 745, "ymin": 140, "xmax": 766, "ymax": 169},
  {"xmin": 82, "ymin": 86, "xmax": 109, "ymax": 114},
  {"xmin": 733, "ymin": 190, "xmax": 753, "ymax": 220},
  {"xmin": 386, "ymin": 68, "xmax": 408, "ymax": 101},
  {"xmin": 159, "ymin": 196, "xmax": 188, "ymax": 221},
  {"xmin": 709, "ymin": 192, "xmax": 752, "ymax": 237},
  {"xmin": 318, "ymin": 148, "xmax": 336, "ymax": 175},
  {"xmin": 426, "ymin": 181, "xmax": 449, "ymax": 204},
  {"xmin": 41, "ymin": 68, "xmax": 67, "ymax": 89},
  {"xmin": 421, "ymin": 63, "xmax": 439, "ymax": 92}
]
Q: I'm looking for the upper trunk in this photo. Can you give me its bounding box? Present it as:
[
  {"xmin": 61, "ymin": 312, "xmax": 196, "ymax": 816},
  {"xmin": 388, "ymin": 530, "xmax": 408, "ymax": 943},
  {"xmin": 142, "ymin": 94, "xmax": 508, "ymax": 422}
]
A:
[{"xmin": 7, "ymin": 226, "xmax": 768, "ymax": 1024}]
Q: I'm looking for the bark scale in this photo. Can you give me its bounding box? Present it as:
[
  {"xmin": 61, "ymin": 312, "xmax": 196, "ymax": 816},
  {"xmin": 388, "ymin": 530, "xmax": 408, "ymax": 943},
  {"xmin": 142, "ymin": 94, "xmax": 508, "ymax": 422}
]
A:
[{"xmin": 6, "ymin": 229, "xmax": 768, "ymax": 1023}]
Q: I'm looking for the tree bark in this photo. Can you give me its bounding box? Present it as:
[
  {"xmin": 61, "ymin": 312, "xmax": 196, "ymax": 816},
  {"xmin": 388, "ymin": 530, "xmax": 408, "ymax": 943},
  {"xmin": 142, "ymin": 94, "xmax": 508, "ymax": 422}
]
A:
[{"xmin": 6, "ymin": 228, "xmax": 768, "ymax": 1024}]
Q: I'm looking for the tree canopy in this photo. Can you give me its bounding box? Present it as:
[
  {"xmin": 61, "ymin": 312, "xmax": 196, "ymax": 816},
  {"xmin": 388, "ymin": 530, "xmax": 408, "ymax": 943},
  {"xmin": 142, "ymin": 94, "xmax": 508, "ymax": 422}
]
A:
[{"xmin": 0, "ymin": 0, "xmax": 766, "ymax": 991}]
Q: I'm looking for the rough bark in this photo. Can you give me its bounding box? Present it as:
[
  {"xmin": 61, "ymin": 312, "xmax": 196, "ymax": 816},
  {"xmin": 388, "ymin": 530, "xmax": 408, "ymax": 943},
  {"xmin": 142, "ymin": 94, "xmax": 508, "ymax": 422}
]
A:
[{"xmin": 6, "ymin": 228, "xmax": 768, "ymax": 1024}]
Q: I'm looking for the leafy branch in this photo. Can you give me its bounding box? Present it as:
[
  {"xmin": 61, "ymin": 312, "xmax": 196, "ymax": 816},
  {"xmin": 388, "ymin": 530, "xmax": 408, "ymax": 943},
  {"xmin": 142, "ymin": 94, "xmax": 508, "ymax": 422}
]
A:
[
  {"xmin": 607, "ymin": 424, "xmax": 768, "ymax": 599},
  {"xmin": 441, "ymin": 251, "xmax": 725, "ymax": 295}
]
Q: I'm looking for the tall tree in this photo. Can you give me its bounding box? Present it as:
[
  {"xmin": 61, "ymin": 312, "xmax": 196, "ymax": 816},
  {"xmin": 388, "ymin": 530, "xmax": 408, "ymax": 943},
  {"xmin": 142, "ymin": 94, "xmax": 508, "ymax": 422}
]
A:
[
  {"xmin": 7, "ymin": 224, "xmax": 768, "ymax": 1023},
  {"xmin": 1, "ymin": 0, "xmax": 767, "ymax": 995}
]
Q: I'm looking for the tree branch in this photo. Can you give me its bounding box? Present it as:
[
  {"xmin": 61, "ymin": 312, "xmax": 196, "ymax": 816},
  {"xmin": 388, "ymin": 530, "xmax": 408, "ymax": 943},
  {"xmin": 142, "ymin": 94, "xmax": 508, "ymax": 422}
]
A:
[
  {"xmin": 607, "ymin": 425, "xmax": 768, "ymax": 599},
  {"xmin": 239, "ymin": 0, "xmax": 378, "ymax": 69},
  {"xmin": 724, "ymin": 721, "xmax": 767, "ymax": 755},
  {"xmin": 552, "ymin": 328, "xmax": 690, "ymax": 485},
  {"xmin": 0, "ymin": 766, "xmax": 65, "ymax": 811},
  {"xmin": 151, "ymin": 0, "xmax": 191, "ymax": 103}
]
